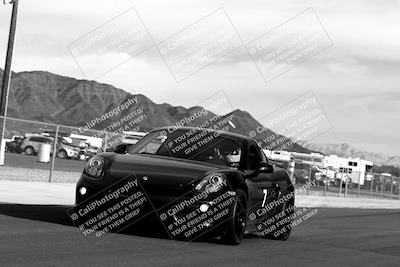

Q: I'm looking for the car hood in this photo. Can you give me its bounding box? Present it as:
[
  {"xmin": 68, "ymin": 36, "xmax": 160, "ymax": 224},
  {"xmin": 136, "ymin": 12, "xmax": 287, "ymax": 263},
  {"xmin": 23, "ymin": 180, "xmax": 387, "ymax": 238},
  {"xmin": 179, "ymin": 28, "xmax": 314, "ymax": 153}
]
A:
[{"xmin": 108, "ymin": 154, "xmax": 220, "ymax": 193}]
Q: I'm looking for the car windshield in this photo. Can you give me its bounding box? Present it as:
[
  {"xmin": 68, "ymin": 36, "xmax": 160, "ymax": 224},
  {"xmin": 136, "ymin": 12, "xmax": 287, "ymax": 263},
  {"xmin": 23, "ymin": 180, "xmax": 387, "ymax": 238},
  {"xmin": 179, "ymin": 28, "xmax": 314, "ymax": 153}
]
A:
[{"xmin": 128, "ymin": 129, "xmax": 244, "ymax": 168}]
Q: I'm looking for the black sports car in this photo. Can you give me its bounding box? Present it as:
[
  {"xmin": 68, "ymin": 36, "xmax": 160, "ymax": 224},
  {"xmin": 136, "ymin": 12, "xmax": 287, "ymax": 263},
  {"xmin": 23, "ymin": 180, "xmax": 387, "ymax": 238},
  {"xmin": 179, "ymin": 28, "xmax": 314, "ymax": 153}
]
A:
[{"xmin": 73, "ymin": 127, "xmax": 295, "ymax": 245}]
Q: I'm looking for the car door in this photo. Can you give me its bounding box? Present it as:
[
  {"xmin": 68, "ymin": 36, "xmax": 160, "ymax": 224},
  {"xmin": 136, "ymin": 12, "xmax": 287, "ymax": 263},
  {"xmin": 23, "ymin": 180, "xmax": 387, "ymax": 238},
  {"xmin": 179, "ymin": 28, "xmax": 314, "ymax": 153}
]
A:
[
  {"xmin": 245, "ymin": 143, "xmax": 282, "ymax": 224},
  {"xmin": 29, "ymin": 136, "xmax": 42, "ymax": 151}
]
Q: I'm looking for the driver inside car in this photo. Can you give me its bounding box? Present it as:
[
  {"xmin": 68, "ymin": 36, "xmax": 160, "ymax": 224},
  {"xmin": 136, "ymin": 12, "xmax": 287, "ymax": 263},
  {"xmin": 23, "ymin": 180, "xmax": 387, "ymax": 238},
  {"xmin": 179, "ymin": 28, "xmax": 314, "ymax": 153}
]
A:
[{"xmin": 222, "ymin": 148, "xmax": 241, "ymax": 168}]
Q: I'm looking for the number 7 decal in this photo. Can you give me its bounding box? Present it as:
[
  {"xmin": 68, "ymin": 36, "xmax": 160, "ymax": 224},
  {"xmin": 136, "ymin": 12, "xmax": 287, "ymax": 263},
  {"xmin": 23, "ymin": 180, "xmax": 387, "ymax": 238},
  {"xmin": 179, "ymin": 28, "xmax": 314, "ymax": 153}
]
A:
[{"xmin": 261, "ymin": 189, "xmax": 268, "ymax": 207}]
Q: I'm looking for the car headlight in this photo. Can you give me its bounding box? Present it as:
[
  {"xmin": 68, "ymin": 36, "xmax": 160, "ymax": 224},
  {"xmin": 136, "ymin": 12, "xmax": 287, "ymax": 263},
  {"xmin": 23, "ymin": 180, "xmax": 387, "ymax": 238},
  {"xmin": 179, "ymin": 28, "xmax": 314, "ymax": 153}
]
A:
[
  {"xmin": 84, "ymin": 156, "xmax": 104, "ymax": 178},
  {"xmin": 195, "ymin": 173, "xmax": 227, "ymax": 193}
]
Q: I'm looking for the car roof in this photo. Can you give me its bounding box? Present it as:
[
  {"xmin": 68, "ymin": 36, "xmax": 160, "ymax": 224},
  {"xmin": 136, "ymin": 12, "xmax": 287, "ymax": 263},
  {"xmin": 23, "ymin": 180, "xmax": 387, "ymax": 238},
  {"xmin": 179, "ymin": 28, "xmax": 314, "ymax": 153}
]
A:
[
  {"xmin": 153, "ymin": 126, "xmax": 254, "ymax": 144},
  {"xmin": 27, "ymin": 135, "xmax": 52, "ymax": 139}
]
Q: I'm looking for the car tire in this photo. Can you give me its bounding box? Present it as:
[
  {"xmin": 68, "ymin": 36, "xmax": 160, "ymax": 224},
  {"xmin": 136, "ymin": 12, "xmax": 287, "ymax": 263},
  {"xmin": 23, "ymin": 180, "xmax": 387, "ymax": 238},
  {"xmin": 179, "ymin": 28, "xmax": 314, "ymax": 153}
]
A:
[
  {"xmin": 268, "ymin": 198, "xmax": 294, "ymax": 241},
  {"xmin": 221, "ymin": 188, "xmax": 247, "ymax": 245},
  {"xmin": 24, "ymin": 146, "xmax": 34, "ymax": 156},
  {"xmin": 57, "ymin": 150, "xmax": 67, "ymax": 159}
]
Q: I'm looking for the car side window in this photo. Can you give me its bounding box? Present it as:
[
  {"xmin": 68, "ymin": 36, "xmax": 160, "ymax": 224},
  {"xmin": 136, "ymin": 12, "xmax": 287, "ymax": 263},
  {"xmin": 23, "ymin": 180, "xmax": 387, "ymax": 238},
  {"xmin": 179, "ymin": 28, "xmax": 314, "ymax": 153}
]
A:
[
  {"xmin": 257, "ymin": 145, "xmax": 268, "ymax": 163},
  {"xmin": 248, "ymin": 145, "xmax": 262, "ymax": 170},
  {"xmin": 29, "ymin": 137, "xmax": 40, "ymax": 142}
]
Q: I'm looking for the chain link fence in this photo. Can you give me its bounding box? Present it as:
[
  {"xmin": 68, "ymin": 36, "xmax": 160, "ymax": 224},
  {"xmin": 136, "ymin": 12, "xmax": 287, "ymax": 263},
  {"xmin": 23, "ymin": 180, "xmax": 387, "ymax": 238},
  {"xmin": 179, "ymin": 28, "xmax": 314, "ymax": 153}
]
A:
[
  {"xmin": 1, "ymin": 115, "xmax": 399, "ymax": 202},
  {"xmin": 0, "ymin": 116, "xmax": 123, "ymax": 183},
  {"xmin": 287, "ymin": 160, "xmax": 400, "ymax": 200}
]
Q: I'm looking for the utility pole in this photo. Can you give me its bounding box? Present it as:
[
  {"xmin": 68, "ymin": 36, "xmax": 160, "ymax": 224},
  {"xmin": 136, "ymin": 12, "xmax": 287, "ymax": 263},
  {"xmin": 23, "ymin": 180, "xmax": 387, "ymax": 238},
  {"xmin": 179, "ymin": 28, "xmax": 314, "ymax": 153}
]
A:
[{"xmin": 0, "ymin": 0, "xmax": 19, "ymax": 165}]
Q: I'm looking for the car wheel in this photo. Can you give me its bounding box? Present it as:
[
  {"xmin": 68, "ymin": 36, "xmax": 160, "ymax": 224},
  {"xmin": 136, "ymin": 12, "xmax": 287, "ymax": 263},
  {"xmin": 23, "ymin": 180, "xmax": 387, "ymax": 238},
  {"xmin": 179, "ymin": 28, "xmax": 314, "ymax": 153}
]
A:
[
  {"xmin": 221, "ymin": 188, "xmax": 247, "ymax": 245},
  {"xmin": 24, "ymin": 146, "xmax": 34, "ymax": 156},
  {"xmin": 57, "ymin": 150, "xmax": 67, "ymax": 159},
  {"xmin": 268, "ymin": 198, "xmax": 294, "ymax": 241}
]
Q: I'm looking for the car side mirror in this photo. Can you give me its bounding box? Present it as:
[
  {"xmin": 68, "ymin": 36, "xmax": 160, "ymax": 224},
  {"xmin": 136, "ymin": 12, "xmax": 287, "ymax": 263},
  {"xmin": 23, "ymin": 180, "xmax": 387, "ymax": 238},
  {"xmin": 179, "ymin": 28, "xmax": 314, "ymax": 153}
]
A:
[
  {"xmin": 113, "ymin": 143, "xmax": 128, "ymax": 154},
  {"xmin": 258, "ymin": 161, "xmax": 273, "ymax": 173}
]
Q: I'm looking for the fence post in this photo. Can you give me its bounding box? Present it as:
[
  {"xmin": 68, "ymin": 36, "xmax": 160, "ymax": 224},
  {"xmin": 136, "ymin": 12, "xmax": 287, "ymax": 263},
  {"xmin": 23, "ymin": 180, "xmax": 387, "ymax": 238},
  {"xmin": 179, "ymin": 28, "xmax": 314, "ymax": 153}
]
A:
[
  {"xmin": 102, "ymin": 132, "xmax": 108, "ymax": 153},
  {"xmin": 370, "ymin": 176, "xmax": 373, "ymax": 198},
  {"xmin": 49, "ymin": 125, "xmax": 59, "ymax": 183},
  {"xmin": 288, "ymin": 160, "xmax": 295, "ymax": 185},
  {"xmin": 344, "ymin": 170, "xmax": 348, "ymax": 198},
  {"xmin": 307, "ymin": 162, "xmax": 311, "ymax": 196},
  {"xmin": 339, "ymin": 170, "xmax": 343, "ymax": 197},
  {"xmin": 390, "ymin": 177, "xmax": 394, "ymax": 199}
]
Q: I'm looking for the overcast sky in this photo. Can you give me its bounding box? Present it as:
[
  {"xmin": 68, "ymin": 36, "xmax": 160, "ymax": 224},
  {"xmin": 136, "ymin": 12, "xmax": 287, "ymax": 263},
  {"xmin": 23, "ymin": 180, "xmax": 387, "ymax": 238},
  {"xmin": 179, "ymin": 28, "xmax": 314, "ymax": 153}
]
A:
[{"xmin": 0, "ymin": 0, "xmax": 399, "ymax": 156}]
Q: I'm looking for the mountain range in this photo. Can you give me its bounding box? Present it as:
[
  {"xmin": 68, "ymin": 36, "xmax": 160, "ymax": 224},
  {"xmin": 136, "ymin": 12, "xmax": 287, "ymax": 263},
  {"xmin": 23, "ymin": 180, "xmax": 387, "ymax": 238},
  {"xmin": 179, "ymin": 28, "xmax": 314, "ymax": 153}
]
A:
[
  {"xmin": 0, "ymin": 68, "xmax": 309, "ymax": 153},
  {"xmin": 0, "ymin": 69, "xmax": 400, "ymax": 167},
  {"xmin": 2, "ymin": 68, "xmax": 399, "ymax": 167}
]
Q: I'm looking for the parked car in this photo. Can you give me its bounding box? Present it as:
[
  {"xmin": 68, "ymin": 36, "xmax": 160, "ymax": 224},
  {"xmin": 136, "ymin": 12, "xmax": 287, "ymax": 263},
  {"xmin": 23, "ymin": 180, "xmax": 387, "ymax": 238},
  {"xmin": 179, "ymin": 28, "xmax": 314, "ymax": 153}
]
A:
[
  {"xmin": 20, "ymin": 135, "xmax": 53, "ymax": 155},
  {"xmin": 73, "ymin": 144, "xmax": 99, "ymax": 161},
  {"xmin": 5, "ymin": 135, "xmax": 24, "ymax": 153},
  {"xmin": 75, "ymin": 127, "xmax": 295, "ymax": 245},
  {"xmin": 57, "ymin": 137, "xmax": 80, "ymax": 159}
]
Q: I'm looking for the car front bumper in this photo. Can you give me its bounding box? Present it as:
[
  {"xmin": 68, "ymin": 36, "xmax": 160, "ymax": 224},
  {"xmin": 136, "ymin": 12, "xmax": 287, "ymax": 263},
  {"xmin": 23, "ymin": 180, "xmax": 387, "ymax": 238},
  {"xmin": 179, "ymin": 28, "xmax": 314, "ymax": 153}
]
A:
[{"xmin": 75, "ymin": 173, "xmax": 234, "ymax": 236}]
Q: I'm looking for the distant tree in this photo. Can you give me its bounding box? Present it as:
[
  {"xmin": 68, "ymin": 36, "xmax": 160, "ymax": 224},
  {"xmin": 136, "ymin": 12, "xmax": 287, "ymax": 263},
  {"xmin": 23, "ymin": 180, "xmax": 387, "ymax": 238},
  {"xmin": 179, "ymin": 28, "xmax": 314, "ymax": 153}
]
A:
[{"xmin": 373, "ymin": 165, "xmax": 400, "ymax": 177}]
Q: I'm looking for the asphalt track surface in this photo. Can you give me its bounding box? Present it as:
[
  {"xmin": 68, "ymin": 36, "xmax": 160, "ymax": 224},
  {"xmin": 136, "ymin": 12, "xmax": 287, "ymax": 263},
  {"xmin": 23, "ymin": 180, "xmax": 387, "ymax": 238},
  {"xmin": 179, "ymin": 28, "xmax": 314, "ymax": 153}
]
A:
[{"xmin": 0, "ymin": 206, "xmax": 399, "ymax": 267}]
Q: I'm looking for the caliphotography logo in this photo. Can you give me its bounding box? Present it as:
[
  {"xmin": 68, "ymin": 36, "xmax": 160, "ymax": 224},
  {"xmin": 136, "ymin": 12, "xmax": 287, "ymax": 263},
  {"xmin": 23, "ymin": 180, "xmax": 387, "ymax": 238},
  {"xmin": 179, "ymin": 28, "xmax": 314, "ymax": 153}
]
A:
[
  {"xmin": 246, "ymin": 8, "xmax": 333, "ymax": 83},
  {"xmin": 68, "ymin": 7, "xmax": 154, "ymax": 80},
  {"xmin": 156, "ymin": 8, "xmax": 243, "ymax": 82},
  {"xmin": 250, "ymin": 90, "xmax": 333, "ymax": 151}
]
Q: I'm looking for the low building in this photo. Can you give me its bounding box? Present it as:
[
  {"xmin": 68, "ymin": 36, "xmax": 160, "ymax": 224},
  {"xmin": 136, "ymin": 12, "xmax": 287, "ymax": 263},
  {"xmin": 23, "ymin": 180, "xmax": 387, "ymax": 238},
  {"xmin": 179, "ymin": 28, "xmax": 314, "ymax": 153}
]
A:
[
  {"xmin": 263, "ymin": 149, "xmax": 373, "ymax": 185},
  {"xmin": 323, "ymin": 155, "xmax": 373, "ymax": 185}
]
